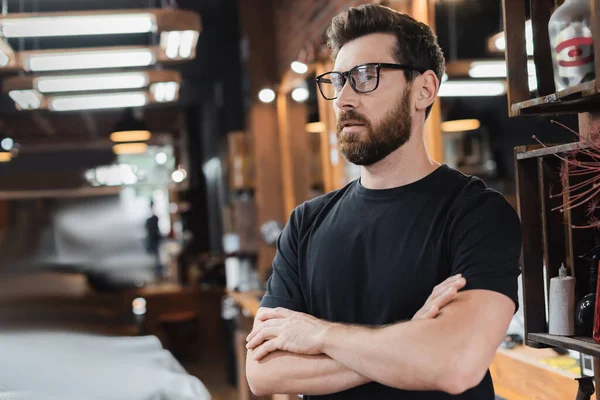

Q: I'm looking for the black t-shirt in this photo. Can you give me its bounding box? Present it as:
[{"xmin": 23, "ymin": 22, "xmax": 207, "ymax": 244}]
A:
[{"xmin": 260, "ymin": 164, "xmax": 522, "ymax": 399}]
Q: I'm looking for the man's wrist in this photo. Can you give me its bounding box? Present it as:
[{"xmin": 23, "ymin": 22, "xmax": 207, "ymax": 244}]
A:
[{"xmin": 319, "ymin": 321, "xmax": 344, "ymax": 354}]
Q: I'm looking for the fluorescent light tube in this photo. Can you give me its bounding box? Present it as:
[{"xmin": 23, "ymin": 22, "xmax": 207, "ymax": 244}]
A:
[
  {"xmin": 9, "ymin": 90, "xmax": 42, "ymax": 110},
  {"xmin": 469, "ymin": 60, "xmax": 536, "ymax": 78},
  {"xmin": 25, "ymin": 48, "xmax": 155, "ymax": 72},
  {"xmin": 50, "ymin": 92, "xmax": 148, "ymax": 111},
  {"xmin": 161, "ymin": 30, "xmax": 198, "ymax": 59},
  {"xmin": 492, "ymin": 20, "xmax": 533, "ymax": 56},
  {"xmin": 438, "ymin": 81, "xmax": 506, "ymax": 97},
  {"xmin": 151, "ymin": 81, "xmax": 179, "ymax": 102},
  {"xmin": 35, "ymin": 72, "xmax": 149, "ymax": 93},
  {"xmin": 1, "ymin": 13, "xmax": 156, "ymax": 38}
]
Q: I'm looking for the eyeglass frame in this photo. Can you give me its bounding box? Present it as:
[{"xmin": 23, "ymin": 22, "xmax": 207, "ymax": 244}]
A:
[{"xmin": 314, "ymin": 62, "xmax": 427, "ymax": 100}]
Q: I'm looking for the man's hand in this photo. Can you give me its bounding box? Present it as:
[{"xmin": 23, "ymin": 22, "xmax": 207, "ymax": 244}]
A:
[
  {"xmin": 412, "ymin": 274, "xmax": 466, "ymax": 320},
  {"xmin": 247, "ymin": 274, "xmax": 467, "ymax": 361},
  {"xmin": 246, "ymin": 307, "xmax": 328, "ymax": 361}
]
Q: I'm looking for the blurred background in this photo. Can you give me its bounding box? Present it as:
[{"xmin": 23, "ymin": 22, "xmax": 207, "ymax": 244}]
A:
[{"xmin": 0, "ymin": 0, "xmax": 587, "ymax": 399}]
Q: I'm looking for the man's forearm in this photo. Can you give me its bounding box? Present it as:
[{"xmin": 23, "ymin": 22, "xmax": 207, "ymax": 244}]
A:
[
  {"xmin": 320, "ymin": 319, "xmax": 461, "ymax": 393},
  {"xmin": 246, "ymin": 349, "xmax": 370, "ymax": 396}
]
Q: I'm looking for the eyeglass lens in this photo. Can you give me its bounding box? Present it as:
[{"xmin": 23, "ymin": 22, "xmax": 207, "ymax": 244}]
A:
[{"xmin": 318, "ymin": 64, "xmax": 379, "ymax": 99}]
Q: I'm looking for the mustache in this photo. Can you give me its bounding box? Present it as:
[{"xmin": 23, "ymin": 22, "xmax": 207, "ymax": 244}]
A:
[{"xmin": 336, "ymin": 110, "xmax": 370, "ymax": 131}]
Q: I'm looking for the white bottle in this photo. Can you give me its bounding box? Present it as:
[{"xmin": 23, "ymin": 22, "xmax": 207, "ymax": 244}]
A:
[
  {"xmin": 549, "ymin": 263, "xmax": 576, "ymax": 336},
  {"xmin": 548, "ymin": 0, "xmax": 595, "ymax": 91}
]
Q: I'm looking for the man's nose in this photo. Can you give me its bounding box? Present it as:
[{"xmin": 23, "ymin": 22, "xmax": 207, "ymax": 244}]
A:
[{"xmin": 333, "ymin": 79, "xmax": 359, "ymax": 111}]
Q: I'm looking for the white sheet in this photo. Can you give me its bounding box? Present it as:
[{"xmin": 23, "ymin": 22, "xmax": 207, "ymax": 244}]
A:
[{"xmin": 0, "ymin": 331, "xmax": 211, "ymax": 400}]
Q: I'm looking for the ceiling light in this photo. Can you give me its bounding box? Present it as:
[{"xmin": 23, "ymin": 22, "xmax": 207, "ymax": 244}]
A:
[
  {"xmin": 172, "ymin": 169, "xmax": 187, "ymax": 183},
  {"xmin": 151, "ymin": 81, "xmax": 179, "ymax": 102},
  {"xmin": 306, "ymin": 122, "xmax": 325, "ymax": 133},
  {"xmin": 441, "ymin": 119, "xmax": 481, "ymax": 132},
  {"xmin": 1, "ymin": 137, "xmax": 13, "ymax": 151},
  {"xmin": 291, "ymin": 61, "xmax": 308, "ymax": 74},
  {"xmin": 490, "ymin": 20, "xmax": 533, "ymax": 56},
  {"xmin": 9, "ymin": 90, "xmax": 42, "ymax": 110},
  {"xmin": 1, "ymin": 13, "xmax": 156, "ymax": 38},
  {"xmin": 469, "ymin": 60, "xmax": 536, "ymax": 78},
  {"xmin": 160, "ymin": 30, "xmax": 199, "ymax": 60},
  {"xmin": 0, "ymin": 152, "xmax": 11, "ymax": 162},
  {"xmin": 50, "ymin": 92, "xmax": 148, "ymax": 111},
  {"xmin": 113, "ymin": 143, "xmax": 148, "ymax": 155},
  {"xmin": 438, "ymin": 81, "xmax": 506, "ymax": 97},
  {"xmin": 35, "ymin": 72, "xmax": 149, "ymax": 93},
  {"xmin": 24, "ymin": 48, "xmax": 155, "ymax": 72},
  {"xmin": 0, "ymin": 49, "xmax": 9, "ymax": 66},
  {"xmin": 110, "ymin": 130, "xmax": 151, "ymax": 143},
  {"xmin": 291, "ymin": 87, "xmax": 309, "ymax": 102},
  {"xmin": 258, "ymin": 88, "xmax": 276, "ymax": 103},
  {"xmin": 155, "ymin": 152, "xmax": 167, "ymax": 165}
]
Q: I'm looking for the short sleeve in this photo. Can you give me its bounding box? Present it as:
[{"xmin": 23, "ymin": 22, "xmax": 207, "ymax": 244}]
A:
[
  {"xmin": 259, "ymin": 207, "xmax": 307, "ymax": 313},
  {"xmin": 448, "ymin": 183, "xmax": 522, "ymax": 311}
]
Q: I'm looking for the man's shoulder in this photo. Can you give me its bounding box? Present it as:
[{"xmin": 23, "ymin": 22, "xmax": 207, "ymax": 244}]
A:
[{"xmin": 293, "ymin": 181, "xmax": 356, "ymax": 228}]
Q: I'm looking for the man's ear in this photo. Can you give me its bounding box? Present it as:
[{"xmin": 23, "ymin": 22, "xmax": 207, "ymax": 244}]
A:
[{"xmin": 414, "ymin": 70, "xmax": 438, "ymax": 113}]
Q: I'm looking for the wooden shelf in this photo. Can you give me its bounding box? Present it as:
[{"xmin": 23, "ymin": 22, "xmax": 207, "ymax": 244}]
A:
[
  {"xmin": 515, "ymin": 141, "xmax": 591, "ymax": 160},
  {"xmin": 511, "ymin": 80, "xmax": 600, "ymax": 116},
  {"xmin": 528, "ymin": 333, "xmax": 600, "ymax": 357}
]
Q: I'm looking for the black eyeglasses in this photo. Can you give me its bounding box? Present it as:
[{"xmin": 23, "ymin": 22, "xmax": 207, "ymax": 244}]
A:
[{"xmin": 315, "ymin": 63, "xmax": 426, "ymax": 100}]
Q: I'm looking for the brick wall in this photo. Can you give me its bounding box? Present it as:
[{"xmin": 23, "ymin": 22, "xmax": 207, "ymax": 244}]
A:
[{"xmin": 273, "ymin": 0, "xmax": 370, "ymax": 76}]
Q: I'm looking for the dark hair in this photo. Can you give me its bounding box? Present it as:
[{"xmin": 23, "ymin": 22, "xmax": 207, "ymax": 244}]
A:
[{"xmin": 326, "ymin": 4, "xmax": 445, "ymax": 119}]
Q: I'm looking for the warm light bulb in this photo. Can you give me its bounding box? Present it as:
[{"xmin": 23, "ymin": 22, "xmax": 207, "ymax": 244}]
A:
[{"xmin": 258, "ymin": 88, "xmax": 276, "ymax": 103}]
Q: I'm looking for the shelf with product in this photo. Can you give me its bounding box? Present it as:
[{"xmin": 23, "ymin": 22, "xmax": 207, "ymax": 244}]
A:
[
  {"xmin": 503, "ymin": 0, "xmax": 600, "ymax": 117},
  {"xmin": 504, "ymin": 0, "xmax": 600, "ymax": 390}
]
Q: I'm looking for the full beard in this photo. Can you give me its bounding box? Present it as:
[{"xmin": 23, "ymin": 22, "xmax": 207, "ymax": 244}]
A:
[{"xmin": 336, "ymin": 88, "xmax": 412, "ymax": 166}]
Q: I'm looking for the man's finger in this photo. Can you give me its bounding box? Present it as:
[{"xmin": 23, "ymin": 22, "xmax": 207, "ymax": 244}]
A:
[
  {"xmin": 247, "ymin": 318, "xmax": 280, "ymax": 342},
  {"xmin": 430, "ymin": 275, "xmax": 464, "ymax": 298},
  {"xmin": 257, "ymin": 307, "xmax": 292, "ymax": 322},
  {"xmin": 428, "ymin": 286, "xmax": 459, "ymax": 311},
  {"xmin": 246, "ymin": 326, "xmax": 278, "ymax": 350},
  {"xmin": 252, "ymin": 339, "xmax": 279, "ymax": 361}
]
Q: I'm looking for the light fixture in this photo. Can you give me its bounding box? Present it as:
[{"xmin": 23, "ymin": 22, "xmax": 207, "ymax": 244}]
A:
[
  {"xmin": 0, "ymin": 152, "xmax": 11, "ymax": 162},
  {"xmin": 172, "ymin": 168, "xmax": 187, "ymax": 183},
  {"xmin": 0, "ymin": 9, "xmax": 200, "ymax": 39},
  {"xmin": 160, "ymin": 30, "xmax": 199, "ymax": 60},
  {"xmin": 9, "ymin": 90, "xmax": 42, "ymax": 110},
  {"xmin": 441, "ymin": 119, "xmax": 481, "ymax": 133},
  {"xmin": 132, "ymin": 297, "xmax": 147, "ymax": 316},
  {"xmin": 291, "ymin": 61, "xmax": 308, "ymax": 74},
  {"xmin": 1, "ymin": 137, "xmax": 13, "ymax": 151},
  {"xmin": 489, "ymin": 20, "xmax": 533, "ymax": 56},
  {"xmin": 437, "ymin": 81, "xmax": 506, "ymax": 97},
  {"xmin": 113, "ymin": 143, "xmax": 148, "ymax": 155},
  {"xmin": 291, "ymin": 87, "xmax": 309, "ymax": 102},
  {"xmin": 155, "ymin": 152, "xmax": 168, "ymax": 165},
  {"xmin": 110, "ymin": 108, "xmax": 149, "ymax": 142},
  {"xmin": 50, "ymin": 92, "xmax": 148, "ymax": 111},
  {"xmin": 23, "ymin": 47, "xmax": 156, "ymax": 72},
  {"xmin": 258, "ymin": 88, "xmax": 276, "ymax": 103},
  {"xmin": 468, "ymin": 60, "xmax": 536, "ymax": 78},
  {"xmin": 151, "ymin": 81, "xmax": 179, "ymax": 103},
  {"xmin": 1, "ymin": 13, "xmax": 156, "ymax": 38},
  {"xmin": 442, "ymin": 73, "xmax": 448, "ymax": 82},
  {"xmin": 35, "ymin": 72, "xmax": 149, "ymax": 93},
  {"xmin": 110, "ymin": 130, "xmax": 151, "ymax": 143},
  {"xmin": 305, "ymin": 122, "xmax": 325, "ymax": 133}
]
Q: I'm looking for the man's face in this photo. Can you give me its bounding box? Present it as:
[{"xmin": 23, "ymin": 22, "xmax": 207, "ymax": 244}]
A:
[{"xmin": 333, "ymin": 33, "xmax": 413, "ymax": 166}]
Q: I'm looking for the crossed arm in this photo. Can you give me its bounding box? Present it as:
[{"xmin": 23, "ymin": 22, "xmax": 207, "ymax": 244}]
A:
[{"xmin": 245, "ymin": 284, "xmax": 514, "ymax": 396}]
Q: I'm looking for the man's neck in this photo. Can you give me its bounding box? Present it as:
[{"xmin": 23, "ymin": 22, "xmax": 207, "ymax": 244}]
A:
[{"xmin": 359, "ymin": 132, "xmax": 440, "ymax": 190}]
